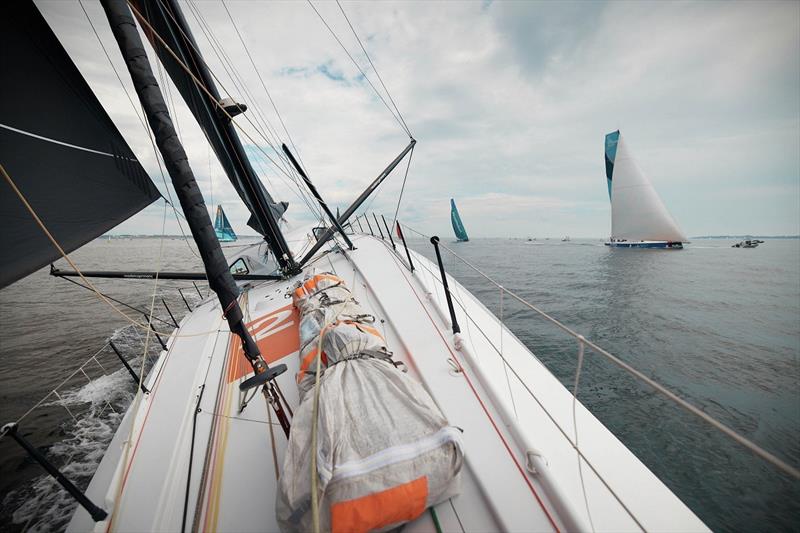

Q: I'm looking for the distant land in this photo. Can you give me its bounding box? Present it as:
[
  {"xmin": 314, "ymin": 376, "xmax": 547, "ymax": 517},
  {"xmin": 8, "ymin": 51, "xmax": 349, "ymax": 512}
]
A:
[
  {"xmin": 102, "ymin": 234, "xmax": 800, "ymax": 240},
  {"xmin": 101, "ymin": 234, "xmax": 262, "ymax": 239},
  {"xmin": 691, "ymin": 235, "xmax": 799, "ymax": 239}
]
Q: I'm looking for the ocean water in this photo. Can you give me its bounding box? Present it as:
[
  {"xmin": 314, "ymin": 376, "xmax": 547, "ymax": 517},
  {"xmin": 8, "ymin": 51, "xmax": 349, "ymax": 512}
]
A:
[{"xmin": 0, "ymin": 236, "xmax": 798, "ymax": 531}]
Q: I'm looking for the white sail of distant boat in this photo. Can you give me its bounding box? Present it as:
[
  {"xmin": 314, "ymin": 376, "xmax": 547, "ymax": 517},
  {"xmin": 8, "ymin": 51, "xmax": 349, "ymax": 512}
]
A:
[{"xmin": 605, "ymin": 130, "xmax": 686, "ymax": 249}]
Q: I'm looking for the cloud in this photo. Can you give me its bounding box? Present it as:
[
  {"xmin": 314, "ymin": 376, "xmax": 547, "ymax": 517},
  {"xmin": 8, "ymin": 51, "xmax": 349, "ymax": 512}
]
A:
[{"xmin": 35, "ymin": 0, "xmax": 799, "ymax": 239}]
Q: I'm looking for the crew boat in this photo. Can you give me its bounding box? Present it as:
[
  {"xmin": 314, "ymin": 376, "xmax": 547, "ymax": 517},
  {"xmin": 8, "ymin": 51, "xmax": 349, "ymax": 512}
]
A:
[
  {"xmin": 603, "ymin": 131, "xmax": 686, "ymax": 249},
  {"xmin": 3, "ymin": 2, "xmax": 796, "ymax": 532}
]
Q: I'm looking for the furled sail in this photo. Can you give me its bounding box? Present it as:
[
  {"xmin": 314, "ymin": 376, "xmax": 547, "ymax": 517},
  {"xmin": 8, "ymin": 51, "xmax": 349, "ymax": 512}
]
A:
[
  {"xmin": 606, "ymin": 131, "xmax": 686, "ymax": 242},
  {"xmin": 450, "ymin": 198, "xmax": 469, "ymax": 242},
  {"xmin": 214, "ymin": 205, "xmax": 237, "ymax": 242},
  {"xmin": 0, "ymin": 0, "xmax": 160, "ymax": 289}
]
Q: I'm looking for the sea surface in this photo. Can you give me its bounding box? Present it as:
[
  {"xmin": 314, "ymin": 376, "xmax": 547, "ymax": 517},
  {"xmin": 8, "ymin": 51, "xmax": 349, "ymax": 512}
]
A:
[{"xmin": 0, "ymin": 236, "xmax": 798, "ymax": 532}]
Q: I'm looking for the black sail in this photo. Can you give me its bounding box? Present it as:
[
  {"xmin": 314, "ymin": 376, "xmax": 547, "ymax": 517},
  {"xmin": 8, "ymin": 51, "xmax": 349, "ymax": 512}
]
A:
[{"xmin": 0, "ymin": 0, "xmax": 161, "ymax": 289}]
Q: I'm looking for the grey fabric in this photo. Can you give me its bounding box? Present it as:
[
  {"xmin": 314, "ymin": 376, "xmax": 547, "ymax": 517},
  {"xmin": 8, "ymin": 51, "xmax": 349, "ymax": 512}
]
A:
[{"xmin": 278, "ymin": 273, "xmax": 463, "ymax": 532}]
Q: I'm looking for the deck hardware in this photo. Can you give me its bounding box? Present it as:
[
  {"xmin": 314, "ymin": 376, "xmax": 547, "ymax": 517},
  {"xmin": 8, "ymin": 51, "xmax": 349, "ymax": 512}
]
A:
[
  {"xmin": 381, "ymin": 214, "xmax": 396, "ymax": 250},
  {"xmin": 109, "ymin": 341, "xmax": 149, "ymax": 393},
  {"xmin": 162, "ymin": 298, "xmax": 179, "ymax": 327},
  {"xmin": 178, "ymin": 288, "xmax": 192, "ymax": 312},
  {"xmin": 396, "ymin": 221, "xmax": 415, "ymax": 272},
  {"xmin": 365, "ymin": 214, "xmax": 375, "ymax": 236},
  {"xmin": 356, "ymin": 216, "xmax": 364, "ymax": 233},
  {"xmin": 430, "ymin": 236, "xmax": 460, "ymax": 334},
  {"xmin": 192, "ymin": 281, "xmax": 203, "ymax": 299},
  {"xmin": 447, "ymin": 358, "xmax": 462, "ymax": 375},
  {"xmin": 296, "ymin": 139, "xmax": 416, "ymax": 267},
  {"xmin": 0, "ymin": 423, "xmax": 108, "ymax": 522},
  {"xmin": 373, "ymin": 213, "xmax": 385, "ymax": 239},
  {"xmin": 142, "ymin": 313, "xmax": 168, "ymax": 351},
  {"xmin": 49, "ymin": 267, "xmax": 281, "ymax": 282}
]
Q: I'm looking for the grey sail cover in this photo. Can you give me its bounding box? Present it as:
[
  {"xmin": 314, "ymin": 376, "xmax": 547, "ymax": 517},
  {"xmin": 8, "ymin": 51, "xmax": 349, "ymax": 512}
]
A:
[{"xmin": 0, "ymin": 0, "xmax": 160, "ymax": 289}]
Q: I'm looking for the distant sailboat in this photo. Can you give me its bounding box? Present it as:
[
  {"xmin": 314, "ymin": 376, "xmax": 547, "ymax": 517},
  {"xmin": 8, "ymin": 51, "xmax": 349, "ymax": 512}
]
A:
[
  {"xmin": 213, "ymin": 205, "xmax": 237, "ymax": 242},
  {"xmin": 450, "ymin": 198, "xmax": 469, "ymax": 242},
  {"xmin": 604, "ymin": 130, "xmax": 686, "ymax": 249}
]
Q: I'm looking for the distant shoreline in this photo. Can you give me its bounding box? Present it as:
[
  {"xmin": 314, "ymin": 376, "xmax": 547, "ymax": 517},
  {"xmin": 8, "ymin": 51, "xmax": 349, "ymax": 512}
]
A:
[
  {"xmin": 100, "ymin": 234, "xmax": 800, "ymax": 240},
  {"xmin": 690, "ymin": 235, "xmax": 799, "ymax": 239}
]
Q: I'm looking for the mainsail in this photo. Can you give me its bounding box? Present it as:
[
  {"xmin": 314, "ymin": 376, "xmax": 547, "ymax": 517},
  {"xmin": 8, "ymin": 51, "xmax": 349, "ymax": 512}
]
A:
[
  {"xmin": 0, "ymin": 1, "xmax": 160, "ymax": 289},
  {"xmin": 606, "ymin": 131, "xmax": 686, "ymax": 242},
  {"xmin": 450, "ymin": 198, "xmax": 469, "ymax": 241},
  {"xmin": 214, "ymin": 205, "xmax": 237, "ymax": 242}
]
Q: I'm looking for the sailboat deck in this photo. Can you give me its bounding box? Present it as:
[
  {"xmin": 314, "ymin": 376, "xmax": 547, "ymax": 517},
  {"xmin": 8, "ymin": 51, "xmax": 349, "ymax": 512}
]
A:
[{"xmin": 70, "ymin": 231, "xmax": 706, "ymax": 533}]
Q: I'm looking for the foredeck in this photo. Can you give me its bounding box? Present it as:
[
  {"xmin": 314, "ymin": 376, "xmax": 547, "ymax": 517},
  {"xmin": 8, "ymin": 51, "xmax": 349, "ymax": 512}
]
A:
[{"xmin": 70, "ymin": 230, "xmax": 707, "ymax": 533}]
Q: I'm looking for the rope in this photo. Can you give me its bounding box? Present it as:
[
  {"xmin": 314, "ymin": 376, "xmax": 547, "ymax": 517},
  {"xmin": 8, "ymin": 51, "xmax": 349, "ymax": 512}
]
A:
[
  {"xmin": 400, "ymin": 222, "xmax": 800, "ymax": 481},
  {"xmin": 110, "ymin": 197, "xmax": 169, "ymax": 531},
  {"xmin": 1, "ymin": 163, "xmax": 143, "ymax": 329}
]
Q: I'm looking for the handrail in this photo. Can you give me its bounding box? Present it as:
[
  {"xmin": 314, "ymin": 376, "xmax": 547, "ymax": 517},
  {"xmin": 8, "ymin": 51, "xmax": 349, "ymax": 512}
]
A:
[{"xmin": 398, "ymin": 222, "xmax": 800, "ymax": 481}]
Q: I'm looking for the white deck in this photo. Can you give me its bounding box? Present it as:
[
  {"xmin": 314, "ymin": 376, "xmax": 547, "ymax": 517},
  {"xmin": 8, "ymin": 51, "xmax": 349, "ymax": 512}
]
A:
[{"xmin": 70, "ymin": 229, "xmax": 708, "ymax": 532}]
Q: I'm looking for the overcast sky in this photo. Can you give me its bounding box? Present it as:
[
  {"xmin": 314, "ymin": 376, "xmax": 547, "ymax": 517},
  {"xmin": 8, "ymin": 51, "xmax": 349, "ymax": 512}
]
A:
[{"xmin": 40, "ymin": 0, "xmax": 799, "ymax": 238}]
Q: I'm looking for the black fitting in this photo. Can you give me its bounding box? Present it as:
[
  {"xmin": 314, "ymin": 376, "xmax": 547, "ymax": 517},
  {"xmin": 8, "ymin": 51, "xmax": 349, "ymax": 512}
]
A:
[
  {"xmin": 430, "ymin": 236, "xmax": 460, "ymax": 334},
  {"xmin": 1, "ymin": 423, "xmax": 108, "ymax": 522}
]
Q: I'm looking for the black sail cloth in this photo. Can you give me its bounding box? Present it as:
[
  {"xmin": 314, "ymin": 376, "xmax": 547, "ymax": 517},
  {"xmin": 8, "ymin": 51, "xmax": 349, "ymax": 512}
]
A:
[{"xmin": 0, "ymin": 0, "xmax": 161, "ymax": 289}]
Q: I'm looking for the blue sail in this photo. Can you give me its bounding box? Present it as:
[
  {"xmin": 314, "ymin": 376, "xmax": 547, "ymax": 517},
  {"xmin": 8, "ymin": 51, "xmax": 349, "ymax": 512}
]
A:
[
  {"xmin": 604, "ymin": 130, "xmax": 619, "ymax": 201},
  {"xmin": 214, "ymin": 205, "xmax": 237, "ymax": 242},
  {"xmin": 450, "ymin": 199, "xmax": 469, "ymax": 242}
]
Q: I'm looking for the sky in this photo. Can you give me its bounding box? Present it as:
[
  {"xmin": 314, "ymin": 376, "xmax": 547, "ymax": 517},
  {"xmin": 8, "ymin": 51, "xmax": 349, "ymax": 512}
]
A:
[{"xmin": 39, "ymin": 0, "xmax": 800, "ymax": 238}]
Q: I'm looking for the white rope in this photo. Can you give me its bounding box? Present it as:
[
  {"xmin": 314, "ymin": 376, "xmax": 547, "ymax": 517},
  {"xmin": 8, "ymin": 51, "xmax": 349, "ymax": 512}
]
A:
[{"xmin": 399, "ymin": 222, "xmax": 800, "ymax": 481}]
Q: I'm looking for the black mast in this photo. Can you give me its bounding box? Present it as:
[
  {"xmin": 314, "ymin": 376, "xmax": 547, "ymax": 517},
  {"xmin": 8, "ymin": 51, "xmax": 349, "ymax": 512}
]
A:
[
  {"xmin": 101, "ymin": 0, "xmax": 285, "ymax": 382},
  {"xmin": 129, "ymin": 0, "xmax": 297, "ymax": 273}
]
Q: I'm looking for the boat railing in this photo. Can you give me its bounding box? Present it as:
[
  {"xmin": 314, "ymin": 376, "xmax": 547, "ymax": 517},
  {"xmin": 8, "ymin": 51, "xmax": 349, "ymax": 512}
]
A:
[{"xmin": 348, "ymin": 215, "xmax": 799, "ymax": 482}]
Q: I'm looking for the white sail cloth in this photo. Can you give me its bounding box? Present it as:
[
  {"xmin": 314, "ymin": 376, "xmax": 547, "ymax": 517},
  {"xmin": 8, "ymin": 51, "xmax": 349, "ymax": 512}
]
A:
[
  {"xmin": 611, "ymin": 134, "xmax": 686, "ymax": 242},
  {"xmin": 277, "ymin": 273, "xmax": 463, "ymax": 533}
]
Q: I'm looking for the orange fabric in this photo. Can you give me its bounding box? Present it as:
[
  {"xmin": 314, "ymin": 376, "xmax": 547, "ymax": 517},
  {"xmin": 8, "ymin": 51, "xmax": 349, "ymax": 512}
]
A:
[
  {"xmin": 297, "ymin": 347, "xmax": 328, "ymax": 383},
  {"xmin": 331, "ymin": 477, "xmax": 428, "ymax": 533},
  {"xmin": 293, "ymin": 274, "xmax": 344, "ymax": 300},
  {"xmin": 226, "ymin": 303, "xmax": 301, "ymax": 383}
]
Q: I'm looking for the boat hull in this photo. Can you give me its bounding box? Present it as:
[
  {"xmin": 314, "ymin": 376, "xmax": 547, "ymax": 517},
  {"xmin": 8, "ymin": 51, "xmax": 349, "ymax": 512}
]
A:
[{"xmin": 605, "ymin": 241, "xmax": 683, "ymax": 249}]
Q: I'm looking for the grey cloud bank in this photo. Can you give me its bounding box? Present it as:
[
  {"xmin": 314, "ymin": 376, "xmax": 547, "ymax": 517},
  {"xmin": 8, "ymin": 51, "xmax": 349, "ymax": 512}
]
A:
[{"xmin": 39, "ymin": 0, "xmax": 799, "ymax": 238}]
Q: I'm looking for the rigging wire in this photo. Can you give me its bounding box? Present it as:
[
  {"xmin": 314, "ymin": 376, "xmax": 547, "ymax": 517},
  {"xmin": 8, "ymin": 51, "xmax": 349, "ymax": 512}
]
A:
[
  {"xmin": 79, "ymin": 0, "xmax": 201, "ymax": 259},
  {"xmin": 391, "ymin": 143, "xmax": 415, "ymax": 225},
  {"xmin": 220, "ymin": 0, "xmax": 307, "ymax": 171},
  {"xmin": 152, "ymin": 0, "xmax": 298, "ymax": 181},
  {"xmin": 306, "ymin": 0, "xmax": 411, "ymax": 138},
  {"xmin": 154, "ymin": 0, "xmax": 325, "ymax": 224},
  {"xmin": 335, "ymin": 0, "xmax": 411, "ymax": 136}
]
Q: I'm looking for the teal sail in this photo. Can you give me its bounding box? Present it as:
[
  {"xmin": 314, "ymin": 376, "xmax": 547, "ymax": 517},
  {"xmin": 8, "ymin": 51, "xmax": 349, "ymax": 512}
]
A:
[
  {"xmin": 214, "ymin": 205, "xmax": 237, "ymax": 242},
  {"xmin": 604, "ymin": 130, "xmax": 619, "ymax": 201},
  {"xmin": 450, "ymin": 198, "xmax": 469, "ymax": 242}
]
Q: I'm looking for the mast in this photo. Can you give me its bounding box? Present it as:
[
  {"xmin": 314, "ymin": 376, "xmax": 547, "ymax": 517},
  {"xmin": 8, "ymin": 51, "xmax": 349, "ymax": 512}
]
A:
[
  {"xmin": 101, "ymin": 0, "xmax": 285, "ymax": 382},
  {"xmin": 129, "ymin": 0, "xmax": 297, "ymax": 273}
]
